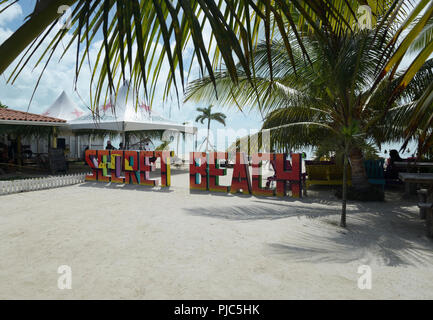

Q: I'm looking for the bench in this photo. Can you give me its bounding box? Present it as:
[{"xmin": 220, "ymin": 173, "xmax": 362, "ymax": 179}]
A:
[
  {"xmin": 305, "ymin": 159, "xmax": 385, "ymax": 189},
  {"xmin": 305, "ymin": 162, "xmax": 351, "ymax": 188}
]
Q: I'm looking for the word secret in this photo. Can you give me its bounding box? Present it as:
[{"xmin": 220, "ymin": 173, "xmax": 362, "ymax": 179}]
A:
[
  {"xmin": 84, "ymin": 150, "xmax": 303, "ymax": 198},
  {"xmin": 85, "ymin": 149, "xmax": 174, "ymax": 187}
]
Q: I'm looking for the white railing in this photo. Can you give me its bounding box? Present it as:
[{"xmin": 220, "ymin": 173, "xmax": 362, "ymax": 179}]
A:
[{"xmin": 0, "ymin": 173, "xmax": 88, "ymax": 196}]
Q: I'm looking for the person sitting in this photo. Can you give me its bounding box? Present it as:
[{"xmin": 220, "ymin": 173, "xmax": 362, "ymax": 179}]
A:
[
  {"xmin": 385, "ymin": 149, "xmax": 404, "ymax": 180},
  {"xmin": 105, "ymin": 140, "xmax": 115, "ymax": 150},
  {"xmin": 118, "ymin": 142, "xmax": 124, "ymax": 150}
]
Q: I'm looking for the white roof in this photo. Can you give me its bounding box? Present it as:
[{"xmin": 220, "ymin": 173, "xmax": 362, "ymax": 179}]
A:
[
  {"xmin": 68, "ymin": 82, "xmax": 196, "ymax": 134},
  {"xmin": 42, "ymin": 91, "xmax": 87, "ymax": 121}
]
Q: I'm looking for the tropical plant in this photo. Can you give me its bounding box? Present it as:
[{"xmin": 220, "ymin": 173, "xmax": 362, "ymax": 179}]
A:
[
  {"xmin": 0, "ymin": 0, "xmax": 431, "ymax": 110},
  {"xmin": 0, "ymin": 102, "xmax": 7, "ymax": 108},
  {"xmin": 195, "ymin": 105, "xmax": 226, "ymax": 152},
  {"xmin": 155, "ymin": 140, "xmax": 170, "ymax": 151},
  {"xmin": 185, "ymin": 23, "xmax": 433, "ymax": 226}
]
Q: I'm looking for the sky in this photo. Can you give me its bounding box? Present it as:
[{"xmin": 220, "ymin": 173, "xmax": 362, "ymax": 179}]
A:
[{"xmin": 0, "ymin": 1, "xmax": 418, "ymax": 157}]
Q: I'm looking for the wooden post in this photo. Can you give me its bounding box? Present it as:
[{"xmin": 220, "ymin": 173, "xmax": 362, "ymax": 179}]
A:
[
  {"xmin": 77, "ymin": 135, "xmax": 80, "ymax": 158},
  {"xmin": 17, "ymin": 134, "xmax": 22, "ymax": 167},
  {"xmin": 50, "ymin": 127, "xmax": 57, "ymax": 149}
]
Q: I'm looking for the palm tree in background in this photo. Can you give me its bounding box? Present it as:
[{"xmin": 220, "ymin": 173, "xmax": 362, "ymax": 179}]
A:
[{"xmin": 195, "ymin": 105, "xmax": 226, "ymax": 152}]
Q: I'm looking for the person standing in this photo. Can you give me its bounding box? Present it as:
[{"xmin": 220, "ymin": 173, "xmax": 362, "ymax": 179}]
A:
[{"xmin": 105, "ymin": 140, "xmax": 115, "ymax": 150}]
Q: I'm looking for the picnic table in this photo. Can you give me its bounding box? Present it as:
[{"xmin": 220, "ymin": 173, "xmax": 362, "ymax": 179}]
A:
[
  {"xmin": 398, "ymin": 172, "xmax": 433, "ymax": 183},
  {"xmin": 394, "ymin": 161, "xmax": 433, "ymax": 170},
  {"xmin": 395, "ymin": 162, "xmax": 433, "ymax": 195},
  {"xmin": 399, "ymin": 172, "xmax": 433, "ymax": 237}
]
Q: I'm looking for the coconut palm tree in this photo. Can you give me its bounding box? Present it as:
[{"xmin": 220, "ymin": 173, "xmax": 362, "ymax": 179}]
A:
[
  {"xmin": 185, "ymin": 23, "xmax": 433, "ymax": 226},
  {"xmin": 195, "ymin": 105, "xmax": 226, "ymax": 152},
  {"xmin": 0, "ymin": 0, "xmax": 430, "ymax": 111}
]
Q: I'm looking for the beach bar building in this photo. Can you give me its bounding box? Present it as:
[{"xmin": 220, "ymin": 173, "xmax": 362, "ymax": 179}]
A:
[
  {"xmin": 0, "ymin": 108, "xmax": 67, "ymax": 168},
  {"xmin": 0, "ymin": 83, "xmax": 197, "ymax": 174}
]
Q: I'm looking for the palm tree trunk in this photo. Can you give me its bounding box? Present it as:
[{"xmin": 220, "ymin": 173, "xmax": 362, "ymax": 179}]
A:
[
  {"xmin": 340, "ymin": 142, "xmax": 349, "ymax": 228},
  {"xmin": 206, "ymin": 119, "xmax": 210, "ymax": 152},
  {"xmin": 349, "ymin": 147, "xmax": 369, "ymax": 190}
]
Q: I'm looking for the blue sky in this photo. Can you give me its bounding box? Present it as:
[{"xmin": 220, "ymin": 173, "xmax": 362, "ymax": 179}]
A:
[{"xmin": 0, "ymin": 1, "xmax": 418, "ymax": 157}]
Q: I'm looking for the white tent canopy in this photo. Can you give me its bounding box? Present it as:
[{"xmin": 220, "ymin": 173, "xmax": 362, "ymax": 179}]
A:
[
  {"xmin": 42, "ymin": 91, "xmax": 87, "ymax": 121},
  {"xmin": 68, "ymin": 82, "xmax": 196, "ymax": 134}
]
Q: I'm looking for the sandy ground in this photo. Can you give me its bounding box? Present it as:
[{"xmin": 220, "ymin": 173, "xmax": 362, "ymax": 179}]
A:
[{"xmin": 1, "ymin": 168, "xmax": 433, "ymax": 299}]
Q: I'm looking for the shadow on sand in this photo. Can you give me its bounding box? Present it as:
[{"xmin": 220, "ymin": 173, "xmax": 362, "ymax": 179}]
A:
[
  {"xmin": 185, "ymin": 199, "xmax": 338, "ymax": 220},
  {"xmin": 265, "ymin": 201, "xmax": 433, "ymax": 267},
  {"xmin": 185, "ymin": 191, "xmax": 433, "ymax": 266},
  {"xmin": 79, "ymin": 181, "xmax": 174, "ymax": 193}
]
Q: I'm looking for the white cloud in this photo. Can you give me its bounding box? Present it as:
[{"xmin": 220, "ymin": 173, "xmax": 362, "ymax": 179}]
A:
[
  {"xmin": 0, "ymin": 2, "xmax": 23, "ymax": 27},
  {"xmin": 0, "ymin": 26, "xmax": 12, "ymax": 42}
]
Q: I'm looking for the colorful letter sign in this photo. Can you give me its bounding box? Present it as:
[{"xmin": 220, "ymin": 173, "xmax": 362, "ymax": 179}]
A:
[
  {"xmin": 189, "ymin": 152, "xmax": 208, "ymax": 191},
  {"xmin": 156, "ymin": 151, "xmax": 174, "ymax": 187},
  {"xmin": 230, "ymin": 152, "xmax": 252, "ymax": 195},
  {"xmin": 208, "ymin": 152, "xmax": 229, "ymax": 192},
  {"xmin": 187, "ymin": 152, "xmax": 302, "ymax": 198},
  {"xmin": 275, "ymin": 153, "xmax": 302, "ymax": 197},
  {"xmin": 124, "ymin": 151, "xmax": 139, "ymax": 185},
  {"xmin": 85, "ymin": 149, "xmax": 98, "ymax": 181},
  {"xmin": 251, "ymin": 153, "xmax": 274, "ymax": 197},
  {"xmin": 85, "ymin": 150, "xmax": 303, "ymax": 198},
  {"xmin": 139, "ymin": 151, "xmax": 158, "ymax": 187},
  {"xmin": 97, "ymin": 150, "xmax": 110, "ymax": 183},
  {"xmin": 85, "ymin": 149, "xmax": 174, "ymax": 187}
]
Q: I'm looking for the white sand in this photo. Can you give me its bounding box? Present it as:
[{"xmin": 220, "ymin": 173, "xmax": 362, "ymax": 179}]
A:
[{"xmin": 1, "ymin": 169, "xmax": 433, "ymax": 299}]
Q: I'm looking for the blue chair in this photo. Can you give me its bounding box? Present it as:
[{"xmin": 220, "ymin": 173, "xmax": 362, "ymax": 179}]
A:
[{"xmin": 364, "ymin": 159, "xmax": 385, "ymax": 190}]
